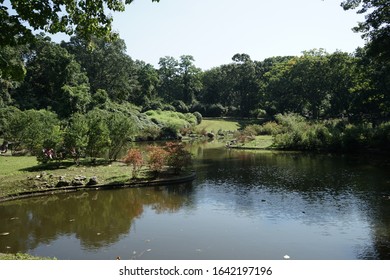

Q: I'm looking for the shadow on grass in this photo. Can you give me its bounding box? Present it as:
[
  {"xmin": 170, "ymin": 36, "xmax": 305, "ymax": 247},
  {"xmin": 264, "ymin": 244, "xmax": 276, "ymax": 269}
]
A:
[
  {"xmin": 19, "ymin": 159, "xmax": 113, "ymax": 172},
  {"xmin": 235, "ymin": 118, "xmax": 269, "ymax": 129}
]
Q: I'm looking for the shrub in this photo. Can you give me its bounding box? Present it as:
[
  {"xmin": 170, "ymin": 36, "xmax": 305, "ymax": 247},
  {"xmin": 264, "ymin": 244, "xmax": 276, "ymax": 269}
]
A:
[
  {"xmin": 123, "ymin": 148, "xmax": 144, "ymax": 178},
  {"xmin": 139, "ymin": 125, "xmax": 161, "ymax": 141},
  {"xmin": 250, "ymin": 108, "xmax": 267, "ymax": 118},
  {"xmin": 372, "ymin": 121, "xmax": 390, "ymax": 150},
  {"xmin": 160, "ymin": 125, "xmax": 179, "ymax": 140},
  {"xmin": 172, "ymin": 100, "xmax": 189, "ymax": 113},
  {"xmin": 243, "ymin": 124, "xmax": 263, "ymax": 136},
  {"xmin": 205, "ymin": 103, "xmax": 227, "ymax": 117},
  {"xmin": 341, "ymin": 123, "xmax": 372, "ymax": 150},
  {"xmin": 165, "ymin": 142, "xmax": 192, "ymax": 174},
  {"xmin": 193, "ymin": 111, "xmax": 202, "ymax": 125},
  {"xmin": 275, "ymin": 113, "xmax": 306, "ymax": 131},
  {"xmin": 147, "ymin": 145, "xmax": 168, "ymax": 174},
  {"xmin": 144, "ymin": 110, "xmax": 196, "ymax": 131},
  {"xmin": 259, "ymin": 121, "xmax": 282, "ymax": 135},
  {"xmin": 191, "ymin": 102, "xmax": 206, "ymax": 116}
]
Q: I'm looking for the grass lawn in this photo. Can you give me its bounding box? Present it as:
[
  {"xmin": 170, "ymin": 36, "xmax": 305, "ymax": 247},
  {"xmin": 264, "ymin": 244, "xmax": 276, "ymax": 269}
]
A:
[
  {"xmin": 231, "ymin": 135, "xmax": 274, "ymax": 149},
  {"xmin": 196, "ymin": 118, "xmax": 241, "ymax": 132},
  {"xmin": 0, "ymin": 253, "xmax": 55, "ymax": 260},
  {"xmin": 0, "ymin": 155, "xmax": 132, "ymax": 198}
]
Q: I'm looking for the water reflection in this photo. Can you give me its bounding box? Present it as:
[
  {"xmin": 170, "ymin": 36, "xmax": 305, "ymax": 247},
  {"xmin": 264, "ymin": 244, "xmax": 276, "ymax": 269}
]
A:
[
  {"xmin": 1, "ymin": 141, "xmax": 389, "ymax": 259},
  {"xmin": 0, "ymin": 184, "xmax": 193, "ymax": 256}
]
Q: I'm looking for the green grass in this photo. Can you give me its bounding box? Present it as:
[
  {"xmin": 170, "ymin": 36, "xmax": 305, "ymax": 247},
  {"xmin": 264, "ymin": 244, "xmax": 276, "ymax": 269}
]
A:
[
  {"xmin": 0, "ymin": 153, "xmax": 194, "ymax": 199},
  {"xmin": 0, "ymin": 156, "xmax": 134, "ymax": 198},
  {"xmin": 243, "ymin": 135, "xmax": 274, "ymax": 149},
  {"xmin": 232, "ymin": 135, "xmax": 275, "ymax": 149},
  {"xmin": 0, "ymin": 156, "xmax": 38, "ymax": 177},
  {"xmin": 0, "ymin": 253, "xmax": 55, "ymax": 260},
  {"xmin": 196, "ymin": 118, "xmax": 241, "ymax": 132}
]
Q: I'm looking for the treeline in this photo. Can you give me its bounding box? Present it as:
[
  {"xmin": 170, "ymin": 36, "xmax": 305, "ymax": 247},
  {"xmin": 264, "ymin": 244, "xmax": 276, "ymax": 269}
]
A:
[
  {"xmin": 2, "ymin": 34, "xmax": 389, "ymax": 121},
  {"xmin": 0, "ymin": 32, "xmax": 389, "ymax": 156}
]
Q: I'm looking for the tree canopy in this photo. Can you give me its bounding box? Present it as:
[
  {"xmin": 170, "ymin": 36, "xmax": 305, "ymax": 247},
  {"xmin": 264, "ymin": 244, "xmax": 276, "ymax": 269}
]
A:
[{"xmin": 341, "ymin": 0, "xmax": 390, "ymax": 60}]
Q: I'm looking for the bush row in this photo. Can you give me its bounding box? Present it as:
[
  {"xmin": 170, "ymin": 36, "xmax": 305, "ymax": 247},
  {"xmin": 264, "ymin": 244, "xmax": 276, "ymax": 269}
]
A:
[
  {"xmin": 123, "ymin": 142, "xmax": 192, "ymax": 177},
  {"xmin": 242, "ymin": 113, "xmax": 390, "ymax": 152}
]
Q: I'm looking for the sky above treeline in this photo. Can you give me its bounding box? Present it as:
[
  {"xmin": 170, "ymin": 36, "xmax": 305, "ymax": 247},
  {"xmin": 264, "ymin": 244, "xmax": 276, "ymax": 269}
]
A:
[
  {"xmin": 110, "ymin": 0, "xmax": 366, "ymax": 70},
  {"xmin": 46, "ymin": 0, "xmax": 366, "ymax": 70}
]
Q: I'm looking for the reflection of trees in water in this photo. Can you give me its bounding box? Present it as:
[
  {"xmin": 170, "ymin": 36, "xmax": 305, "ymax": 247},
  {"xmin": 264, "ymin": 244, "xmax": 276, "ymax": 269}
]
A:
[
  {"xmin": 0, "ymin": 183, "xmax": 193, "ymax": 253},
  {"xmin": 356, "ymin": 197, "xmax": 390, "ymax": 259}
]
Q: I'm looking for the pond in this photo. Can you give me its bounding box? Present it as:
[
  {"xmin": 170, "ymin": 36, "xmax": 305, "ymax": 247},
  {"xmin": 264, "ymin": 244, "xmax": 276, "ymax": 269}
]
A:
[{"xmin": 1, "ymin": 141, "xmax": 390, "ymax": 260}]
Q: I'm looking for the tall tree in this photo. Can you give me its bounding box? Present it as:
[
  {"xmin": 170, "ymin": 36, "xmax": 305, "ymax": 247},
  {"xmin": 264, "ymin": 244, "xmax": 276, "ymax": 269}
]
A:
[
  {"xmin": 132, "ymin": 60, "xmax": 160, "ymax": 107},
  {"xmin": 158, "ymin": 56, "xmax": 180, "ymax": 103},
  {"xmin": 341, "ymin": 0, "xmax": 390, "ymax": 61},
  {"xmin": 12, "ymin": 35, "xmax": 91, "ymax": 118},
  {"xmin": 178, "ymin": 55, "xmax": 203, "ymax": 105},
  {"xmin": 263, "ymin": 50, "xmax": 357, "ymax": 119},
  {"xmin": 0, "ymin": 44, "xmax": 26, "ymax": 107},
  {"xmin": 63, "ymin": 35, "xmax": 139, "ymax": 103},
  {"xmin": 342, "ymin": 1, "xmax": 390, "ymax": 121},
  {"xmin": 231, "ymin": 53, "xmax": 261, "ymax": 117}
]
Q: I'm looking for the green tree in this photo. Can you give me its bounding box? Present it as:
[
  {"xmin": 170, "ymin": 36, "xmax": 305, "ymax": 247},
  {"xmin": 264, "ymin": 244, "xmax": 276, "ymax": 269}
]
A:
[
  {"xmin": 63, "ymin": 35, "xmax": 139, "ymax": 103},
  {"xmin": 350, "ymin": 47, "xmax": 390, "ymax": 122},
  {"xmin": 3, "ymin": 108, "xmax": 62, "ymax": 155},
  {"xmin": 325, "ymin": 51, "xmax": 358, "ymax": 118},
  {"xmin": 63, "ymin": 113, "xmax": 89, "ymax": 159},
  {"xmin": 132, "ymin": 60, "xmax": 160, "ymax": 108},
  {"xmin": 263, "ymin": 58, "xmax": 303, "ymax": 116},
  {"xmin": 341, "ymin": 0, "xmax": 390, "ymax": 60},
  {"xmin": 178, "ymin": 55, "xmax": 203, "ymax": 105},
  {"xmin": 1, "ymin": 0, "xmax": 161, "ymax": 46},
  {"xmin": 85, "ymin": 109, "xmax": 111, "ymax": 159},
  {"xmin": 263, "ymin": 50, "xmax": 357, "ymax": 120},
  {"xmin": 13, "ymin": 35, "xmax": 91, "ymax": 118},
  {"xmin": 106, "ymin": 111, "xmax": 137, "ymax": 161},
  {"xmin": 231, "ymin": 53, "xmax": 261, "ymax": 117},
  {"xmin": 0, "ymin": 44, "xmax": 26, "ymax": 107},
  {"xmin": 158, "ymin": 56, "xmax": 181, "ymax": 103},
  {"xmin": 200, "ymin": 64, "xmax": 236, "ymax": 116}
]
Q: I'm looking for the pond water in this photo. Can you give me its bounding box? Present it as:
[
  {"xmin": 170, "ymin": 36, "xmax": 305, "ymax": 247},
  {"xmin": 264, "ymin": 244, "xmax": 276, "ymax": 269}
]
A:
[{"xmin": 1, "ymin": 141, "xmax": 390, "ymax": 260}]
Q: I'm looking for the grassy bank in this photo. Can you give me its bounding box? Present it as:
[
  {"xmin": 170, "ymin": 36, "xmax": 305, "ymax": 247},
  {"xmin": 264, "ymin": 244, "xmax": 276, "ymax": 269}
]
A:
[
  {"xmin": 196, "ymin": 118, "xmax": 241, "ymax": 132},
  {"xmin": 0, "ymin": 253, "xmax": 55, "ymax": 260},
  {"xmin": 229, "ymin": 135, "xmax": 274, "ymax": 149},
  {"xmin": 195, "ymin": 118, "xmax": 259, "ymax": 133},
  {"xmin": 0, "ymin": 156, "xmax": 134, "ymax": 198}
]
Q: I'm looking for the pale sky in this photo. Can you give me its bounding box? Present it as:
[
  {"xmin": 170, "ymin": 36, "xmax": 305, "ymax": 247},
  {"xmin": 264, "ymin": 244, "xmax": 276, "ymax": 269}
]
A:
[{"xmin": 109, "ymin": 0, "xmax": 366, "ymax": 70}]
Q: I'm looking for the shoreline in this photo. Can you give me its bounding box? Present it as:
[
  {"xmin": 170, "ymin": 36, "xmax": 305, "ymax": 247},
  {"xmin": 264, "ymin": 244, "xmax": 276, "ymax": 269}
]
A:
[{"xmin": 0, "ymin": 171, "xmax": 196, "ymax": 203}]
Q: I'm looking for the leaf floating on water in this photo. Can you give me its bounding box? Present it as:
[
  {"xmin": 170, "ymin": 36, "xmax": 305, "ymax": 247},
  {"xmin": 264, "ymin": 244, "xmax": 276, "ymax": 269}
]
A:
[
  {"xmin": 96, "ymin": 232, "xmax": 101, "ymax": 236},
  {"xmin": 283, "ymin": 255, "xmax": 290, "ymax": 259},
  {"xmin": 10, "ymin": 217, "xmax": 19, "ymax": 220},
  {"xmin": 69, "ymin": 219, "xmax": 75, "ymax": 222},
  {"xmin": 0, "ymin": 232, "xmax": 10, "ymax": 236}
]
